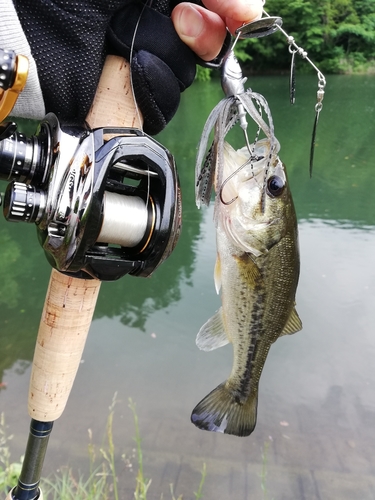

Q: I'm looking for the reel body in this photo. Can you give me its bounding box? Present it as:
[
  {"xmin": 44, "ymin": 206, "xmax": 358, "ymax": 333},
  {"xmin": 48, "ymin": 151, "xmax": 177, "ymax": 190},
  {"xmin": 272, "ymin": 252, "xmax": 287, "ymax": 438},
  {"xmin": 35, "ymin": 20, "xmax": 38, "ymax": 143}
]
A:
[{"xmin": 0, "ymin": 113, "xmax": 181, "ymax": 280}]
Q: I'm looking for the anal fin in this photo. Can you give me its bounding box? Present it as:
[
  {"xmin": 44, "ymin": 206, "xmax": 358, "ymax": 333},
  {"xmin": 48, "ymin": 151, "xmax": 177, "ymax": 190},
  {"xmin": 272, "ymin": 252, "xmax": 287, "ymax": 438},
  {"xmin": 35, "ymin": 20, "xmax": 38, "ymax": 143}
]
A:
[
  {"xmin": 280, "ymin": 306, "xmax": 302, "ymax": 337},
  {"xmin": 196, "ymin": 307, "xmax": 229, "ymax": 351}
]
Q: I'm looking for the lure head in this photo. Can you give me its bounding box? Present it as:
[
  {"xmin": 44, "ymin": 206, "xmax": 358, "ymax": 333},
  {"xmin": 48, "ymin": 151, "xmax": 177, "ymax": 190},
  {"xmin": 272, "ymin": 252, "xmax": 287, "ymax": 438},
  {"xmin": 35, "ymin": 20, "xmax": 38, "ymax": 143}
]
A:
[{"xmin": 221, "ymin": 51, "xmax": 247, "ymax": 98}]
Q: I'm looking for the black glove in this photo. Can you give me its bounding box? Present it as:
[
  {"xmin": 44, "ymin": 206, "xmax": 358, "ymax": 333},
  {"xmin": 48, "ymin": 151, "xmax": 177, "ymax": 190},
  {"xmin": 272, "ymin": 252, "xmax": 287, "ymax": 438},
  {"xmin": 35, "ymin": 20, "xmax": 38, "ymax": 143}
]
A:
[
  {"xmin": 11, "ymin": 0, "xmax": 199, "ymax": 134},
  {"xmin": 108, "ymin": 1, "xmax": 198, "ymax": 134}
]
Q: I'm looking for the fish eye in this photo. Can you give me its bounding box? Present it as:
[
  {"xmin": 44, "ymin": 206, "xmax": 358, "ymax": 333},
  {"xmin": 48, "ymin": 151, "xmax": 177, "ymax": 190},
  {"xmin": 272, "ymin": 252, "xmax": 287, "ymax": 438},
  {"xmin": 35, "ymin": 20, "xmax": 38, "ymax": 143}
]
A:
[{"xmin": 267, "ymin": 175, "xmax": 285, "ymax": 197}]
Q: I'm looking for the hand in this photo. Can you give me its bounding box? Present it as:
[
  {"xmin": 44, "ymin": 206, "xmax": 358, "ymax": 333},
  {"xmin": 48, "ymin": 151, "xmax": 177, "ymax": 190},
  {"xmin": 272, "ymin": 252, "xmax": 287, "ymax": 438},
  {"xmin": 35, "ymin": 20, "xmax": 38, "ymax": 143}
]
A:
[{"xmin": 172, "ymin": 0, "xmax": 264, "ymax": 61}]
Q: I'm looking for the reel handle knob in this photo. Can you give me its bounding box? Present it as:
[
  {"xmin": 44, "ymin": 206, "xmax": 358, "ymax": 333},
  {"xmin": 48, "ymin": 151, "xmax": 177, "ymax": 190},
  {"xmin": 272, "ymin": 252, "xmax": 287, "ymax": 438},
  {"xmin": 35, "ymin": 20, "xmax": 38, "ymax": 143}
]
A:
[
  {"xmin": 0, "ymin": 48, "xmax": 29, "ymax": 122},
  {"xmin": 3, "ymin": 181, "xmax": 45, "ymax": 223},
  {"xmin": 0, "ymin": 48, "xmax": 17, "ymax": 90}
]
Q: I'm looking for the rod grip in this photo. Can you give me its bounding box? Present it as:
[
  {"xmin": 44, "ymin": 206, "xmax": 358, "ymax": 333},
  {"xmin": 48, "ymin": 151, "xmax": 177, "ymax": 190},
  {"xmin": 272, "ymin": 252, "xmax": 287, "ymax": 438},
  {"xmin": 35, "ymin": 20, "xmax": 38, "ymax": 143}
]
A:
[
  {"xmin": 28, "ymin": 270, "xmax": 101, "ymax": 421},
  {"xmin": 28, "ymin": 55, "xmax": 142, "ymax": 422},
  {"xmin": 86, "ymin": 54, "xmax": 143, "ymax": 130}
]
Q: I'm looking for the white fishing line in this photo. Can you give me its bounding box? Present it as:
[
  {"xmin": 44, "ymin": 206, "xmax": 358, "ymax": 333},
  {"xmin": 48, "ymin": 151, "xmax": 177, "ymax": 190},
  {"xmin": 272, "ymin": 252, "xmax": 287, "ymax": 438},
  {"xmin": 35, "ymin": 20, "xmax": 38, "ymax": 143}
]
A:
[
  {"xmin": 129, "ymin": 1, "xmax": 154, "ymax": 213},
  {"xmin": 97, "ymin": 191, "xmax": 148, "ymax": 247},
  {"xmin": 129, "ymin": 1, "xmax": 150, "ymax": 134}
]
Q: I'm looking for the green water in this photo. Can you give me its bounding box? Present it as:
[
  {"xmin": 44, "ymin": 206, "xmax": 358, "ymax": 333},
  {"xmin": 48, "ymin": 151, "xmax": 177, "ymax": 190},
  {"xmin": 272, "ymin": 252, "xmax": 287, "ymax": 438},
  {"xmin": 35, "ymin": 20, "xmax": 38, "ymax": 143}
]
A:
[{"xmin": 1, "ymin": 74, "xmax": 375, "ymax": 499}]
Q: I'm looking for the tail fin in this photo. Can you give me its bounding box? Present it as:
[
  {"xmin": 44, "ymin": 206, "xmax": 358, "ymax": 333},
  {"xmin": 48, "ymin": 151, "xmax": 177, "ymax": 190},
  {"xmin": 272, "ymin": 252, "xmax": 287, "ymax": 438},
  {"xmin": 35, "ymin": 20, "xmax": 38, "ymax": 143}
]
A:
[{"xmin": 191, "ymin": 382, "xmax": 258, "ymax": 437}]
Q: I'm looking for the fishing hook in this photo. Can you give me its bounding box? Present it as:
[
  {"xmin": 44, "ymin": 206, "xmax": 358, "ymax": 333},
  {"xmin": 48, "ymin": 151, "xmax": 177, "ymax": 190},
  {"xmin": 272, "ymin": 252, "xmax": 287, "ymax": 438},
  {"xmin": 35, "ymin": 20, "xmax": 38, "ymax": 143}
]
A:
[{"xmin": 219, "ymin": 153, "xmax": 265, "ymax": 206}]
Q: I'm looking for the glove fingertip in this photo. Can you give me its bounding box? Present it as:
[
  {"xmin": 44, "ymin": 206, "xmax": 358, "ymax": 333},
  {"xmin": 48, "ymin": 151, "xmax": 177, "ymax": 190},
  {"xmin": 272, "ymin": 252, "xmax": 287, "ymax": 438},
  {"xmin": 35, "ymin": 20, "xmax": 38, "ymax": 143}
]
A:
[{"xmin": 131, "ymin": 51, "xmax": 181, "ymax": 135}]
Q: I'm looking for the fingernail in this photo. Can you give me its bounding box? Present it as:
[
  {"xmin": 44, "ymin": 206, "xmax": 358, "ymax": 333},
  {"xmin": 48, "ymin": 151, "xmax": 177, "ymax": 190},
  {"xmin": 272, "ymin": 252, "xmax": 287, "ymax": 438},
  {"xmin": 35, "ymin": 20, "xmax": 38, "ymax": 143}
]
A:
[{"xmin": 178, "ymin": 4, "xmax": 205, "ymax": 38}]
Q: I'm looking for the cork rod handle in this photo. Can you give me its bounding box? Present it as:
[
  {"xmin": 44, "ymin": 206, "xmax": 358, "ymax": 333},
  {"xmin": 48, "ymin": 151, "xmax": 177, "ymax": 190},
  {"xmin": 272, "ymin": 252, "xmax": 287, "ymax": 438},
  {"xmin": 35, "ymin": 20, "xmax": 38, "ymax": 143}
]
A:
[{"xmin": 28, "ymin": 56, "xmax": 142, "ymax": 422}]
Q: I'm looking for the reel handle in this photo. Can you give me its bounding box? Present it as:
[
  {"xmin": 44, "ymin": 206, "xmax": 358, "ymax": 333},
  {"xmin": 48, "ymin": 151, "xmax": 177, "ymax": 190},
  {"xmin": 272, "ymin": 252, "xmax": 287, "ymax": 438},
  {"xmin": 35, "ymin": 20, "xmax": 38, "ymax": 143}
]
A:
[
  {"xmin": 0, "ymin": 48, "xmax": 29, "ymax": 122},
  {"xmin": 28, "ymin": 55, "xmax": 141, "ymax": 421}
]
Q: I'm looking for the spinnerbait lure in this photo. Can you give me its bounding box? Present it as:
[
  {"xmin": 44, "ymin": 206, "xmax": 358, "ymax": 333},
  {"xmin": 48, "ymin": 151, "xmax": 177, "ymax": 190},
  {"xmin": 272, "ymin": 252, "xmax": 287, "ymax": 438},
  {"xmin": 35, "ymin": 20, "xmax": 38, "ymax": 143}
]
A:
[{"xmin": 195, "ymin": 10, "xmax": 326, "ymax": 199}]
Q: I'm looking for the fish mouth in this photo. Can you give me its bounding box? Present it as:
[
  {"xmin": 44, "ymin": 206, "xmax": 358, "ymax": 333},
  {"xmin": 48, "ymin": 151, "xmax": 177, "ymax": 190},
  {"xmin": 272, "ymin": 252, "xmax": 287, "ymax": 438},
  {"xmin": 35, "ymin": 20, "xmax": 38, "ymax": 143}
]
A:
[
  {"xmin": 236, "ymin": 158, "xmax": 267, "ymax": 184},
  {"xmin": 219, "ymin": 157, "xmax": 266, "ymax": 205}
]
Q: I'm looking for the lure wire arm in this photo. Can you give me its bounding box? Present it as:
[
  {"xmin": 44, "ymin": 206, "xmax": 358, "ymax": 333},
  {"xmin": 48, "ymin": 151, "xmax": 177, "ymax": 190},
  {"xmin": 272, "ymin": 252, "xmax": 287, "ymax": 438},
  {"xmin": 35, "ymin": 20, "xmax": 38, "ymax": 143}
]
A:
[
  {"xmin": 261, "ymin": 9, "xmax": 327, "ymax": 173},
  {"xmin": 263, "ymin": 10, "xmax": 326, "ymax": 87},
  {"xmin": 262, "ymin": 8, "xmax": 327, "ymax": 109}
]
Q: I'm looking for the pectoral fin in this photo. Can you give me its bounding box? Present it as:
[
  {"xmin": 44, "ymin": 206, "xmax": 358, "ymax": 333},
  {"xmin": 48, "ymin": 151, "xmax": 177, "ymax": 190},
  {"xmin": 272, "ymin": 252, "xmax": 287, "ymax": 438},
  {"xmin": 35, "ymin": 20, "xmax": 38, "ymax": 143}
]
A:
[
  {"xmin": 196, "ymin": 307, "xmax": 230, "ymax": 351},
  {"xmin": 280, "ymin": 306, "xmax": 303, "ymax": 337},
  {"xmin": 234, "ymin": 253, "xmax": 264, "ymax": 288},
  {"xmin": 214, "ymin": 255, "xmax": 221, "ymax": 294}
]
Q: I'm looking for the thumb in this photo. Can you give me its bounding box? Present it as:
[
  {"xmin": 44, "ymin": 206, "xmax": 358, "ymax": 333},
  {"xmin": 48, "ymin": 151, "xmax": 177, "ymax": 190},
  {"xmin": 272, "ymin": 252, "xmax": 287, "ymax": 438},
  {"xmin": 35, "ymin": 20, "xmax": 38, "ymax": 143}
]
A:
[{"xmin": 171, "ymin": 3, "xmax": 227, "ymax": 61}]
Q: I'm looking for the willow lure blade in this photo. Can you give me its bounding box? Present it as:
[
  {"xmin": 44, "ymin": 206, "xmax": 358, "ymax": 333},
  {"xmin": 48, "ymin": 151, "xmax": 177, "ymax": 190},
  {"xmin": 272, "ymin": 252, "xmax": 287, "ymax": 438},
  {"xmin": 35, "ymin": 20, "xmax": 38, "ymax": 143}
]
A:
[{"xmin": 289, "ymin": 47, "xmax": 297, "ymax": 105}]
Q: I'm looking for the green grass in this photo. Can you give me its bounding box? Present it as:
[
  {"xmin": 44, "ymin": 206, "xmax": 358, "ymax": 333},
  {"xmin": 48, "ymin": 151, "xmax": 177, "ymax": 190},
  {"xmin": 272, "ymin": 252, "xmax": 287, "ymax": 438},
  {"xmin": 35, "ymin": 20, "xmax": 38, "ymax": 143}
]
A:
[
  {"xmin": 0, "ymin": 412, "xmax": 22, "ymax": 495},
  {"xmin": 259, "ymin": 440, "xmax": 275, "ymax": 500},
  {"xmin": 129, "ymin": 398, "xmax": 152, "ymax": 500},
  {"xmin": 1, "ymin": 404, "xmax": 276, "ymax": 499},
  {"xmin": 0, "ymin": 397, "xmax": 207, "ymax": 500}
]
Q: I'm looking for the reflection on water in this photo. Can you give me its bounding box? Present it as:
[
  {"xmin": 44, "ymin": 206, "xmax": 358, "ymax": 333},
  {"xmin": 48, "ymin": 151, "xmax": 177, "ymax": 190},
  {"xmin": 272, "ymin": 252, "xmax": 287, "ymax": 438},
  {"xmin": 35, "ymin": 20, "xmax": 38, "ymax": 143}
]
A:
[{"xmin": 1, "ymin": 75, "xmax": 375, "ymax": 499}]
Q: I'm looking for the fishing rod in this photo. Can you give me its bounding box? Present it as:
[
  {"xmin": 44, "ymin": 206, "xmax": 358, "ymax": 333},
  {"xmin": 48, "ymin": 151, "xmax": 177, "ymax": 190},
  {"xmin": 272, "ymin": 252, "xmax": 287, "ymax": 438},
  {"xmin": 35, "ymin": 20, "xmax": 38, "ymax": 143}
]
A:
[{"xmin": 0, "ymin": 48, "xmax": 181, "ymax": 500}]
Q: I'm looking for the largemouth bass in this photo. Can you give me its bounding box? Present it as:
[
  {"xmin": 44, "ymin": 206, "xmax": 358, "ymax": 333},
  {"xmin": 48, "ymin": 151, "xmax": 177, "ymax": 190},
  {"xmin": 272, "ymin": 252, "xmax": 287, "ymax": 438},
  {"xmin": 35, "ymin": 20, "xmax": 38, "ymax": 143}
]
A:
[{"xmin": 191, "ymin": 138, "xmax": 302, "ymax": 437}]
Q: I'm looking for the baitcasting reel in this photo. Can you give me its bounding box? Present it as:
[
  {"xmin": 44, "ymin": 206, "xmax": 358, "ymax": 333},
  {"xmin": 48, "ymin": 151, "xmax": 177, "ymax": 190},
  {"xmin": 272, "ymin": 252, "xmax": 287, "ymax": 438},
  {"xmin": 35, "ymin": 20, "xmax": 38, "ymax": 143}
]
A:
[{"xmin": 0, "ymin": 113, "xmax": 181, "ymax": 280}]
